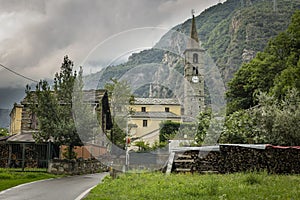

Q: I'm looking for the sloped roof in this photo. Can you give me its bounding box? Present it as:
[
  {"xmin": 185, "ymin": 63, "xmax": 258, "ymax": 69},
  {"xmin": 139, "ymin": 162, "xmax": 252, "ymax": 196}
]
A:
[
  {"xmin": 134, "ymin": 98, "xmax": 180, "ymax": 105},
  {"xmin": 0, "ymin": 135, "xmax": 13, "ymax": 142},
  {"xmin": 81, "ymin": 89, "xmax": 107, "ymax": 102},
  {"xmin": 22, "ymin": 89, "xmax": 107, "ymax": 104},
  {"xmin": 7, "ymin": 131, "xmax": 37, "ymax": 143},
  {"xmin": 130, "ymin": 111, "xmax": 181, "ymax": 119}
]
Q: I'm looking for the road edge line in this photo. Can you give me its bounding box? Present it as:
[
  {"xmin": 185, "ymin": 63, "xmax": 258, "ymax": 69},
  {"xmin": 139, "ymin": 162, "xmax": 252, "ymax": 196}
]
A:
[
  {"xmin": 75, "ymin": 172, "xmax": 109, "ymax": 200},
  {"xmin": 0, "ymin": 178, "xmax": 54, "ymax": 195}
]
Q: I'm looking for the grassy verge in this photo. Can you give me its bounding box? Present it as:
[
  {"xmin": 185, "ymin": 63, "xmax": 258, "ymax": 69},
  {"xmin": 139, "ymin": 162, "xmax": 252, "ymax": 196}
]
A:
[
  {"xmin": 85, "ymin": 172, "xmax": 300, "ymax": 200},
  {"xmin": 0, "ymin": 168, "xmax": 62, "ymax": 191}
]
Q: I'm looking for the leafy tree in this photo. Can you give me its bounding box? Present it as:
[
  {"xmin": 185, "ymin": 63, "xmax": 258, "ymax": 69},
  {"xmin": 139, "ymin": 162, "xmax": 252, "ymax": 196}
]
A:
[
  {"xmin": 26, "ymin": 56, "xmax": 83, "ymax": 159},
  {"xmin": 159, "ymin": 121, "xmax": 180, "ymax": 143},
  {"xmin": 104, "ymin": 78, "xmax": 134, "ymax": 149},
  {"xmin": 254, "ymin": 89, "xmax": 300, "ymax": 145},
  {"xmin": 0, "ymin": 128, "xmax": 8, "ymax": 137},
  {"xmin": 220, "ymin": 109, "xmax": 262, "ymax": 144},
  {"xmin": 222, "ymin": 88, "xmax": 300, "ymax": 145},
  {"xmin": 134, "ymin": 140, "xmax": 151, "ymax": 152},
  {"xmin": 72, "ymin": 66, "xmax": 99, "ymax": 144},
  {"xmin": 195, "ymin": 110, "xmax": 212, "ymax": 145},
  {"xmin": 159, "ymin": 109, "xmax": 212, "ymax": 146}
]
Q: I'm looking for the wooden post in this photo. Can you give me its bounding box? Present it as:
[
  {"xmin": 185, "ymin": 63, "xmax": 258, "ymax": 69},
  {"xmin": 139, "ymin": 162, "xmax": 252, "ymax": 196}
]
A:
[
  {"xmin": 47, "ymin": 142, "xmax": 51, "ymax": 168},
  {"xmin": 8, "ymin": 144, "xmax": 12, "ymax": 167},
  {"xmin": 22, "ymin": 143, "xmax": 25, "ymax": 172}
]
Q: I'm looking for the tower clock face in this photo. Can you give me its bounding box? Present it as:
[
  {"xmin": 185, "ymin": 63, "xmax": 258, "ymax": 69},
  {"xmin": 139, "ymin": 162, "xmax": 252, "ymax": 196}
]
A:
[{"xmin": 192, "ymin": 76, "xmax": 199, "ymax": 83}]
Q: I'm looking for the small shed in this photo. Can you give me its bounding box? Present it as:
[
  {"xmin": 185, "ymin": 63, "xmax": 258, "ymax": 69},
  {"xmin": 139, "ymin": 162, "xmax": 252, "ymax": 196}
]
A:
[{"xmin": 5, "ymin": 131, "xmax": 59, "ymax": 169}]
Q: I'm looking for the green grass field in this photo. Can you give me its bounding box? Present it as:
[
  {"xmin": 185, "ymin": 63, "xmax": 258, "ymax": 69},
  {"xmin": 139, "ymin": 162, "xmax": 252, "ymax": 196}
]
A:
[
  {"xmin": 0, "ymin": 168, "xmax": 62, "ymax": 191},
  {"xmin": 85, "ymin": 172, "xmax": 300, "ymax": 200}
]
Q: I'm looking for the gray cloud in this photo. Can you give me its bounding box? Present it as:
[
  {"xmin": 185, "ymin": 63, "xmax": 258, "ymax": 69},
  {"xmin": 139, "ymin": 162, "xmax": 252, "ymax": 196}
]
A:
[{"xmin": 0, "ymin": 0, "xmax": 220, "ymax": 89}]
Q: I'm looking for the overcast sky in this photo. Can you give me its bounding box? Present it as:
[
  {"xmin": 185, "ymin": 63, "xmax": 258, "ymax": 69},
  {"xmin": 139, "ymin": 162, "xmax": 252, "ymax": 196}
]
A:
[{"xmin": 0, "ymin": 0, "xmax": 223, "ymax": 89}]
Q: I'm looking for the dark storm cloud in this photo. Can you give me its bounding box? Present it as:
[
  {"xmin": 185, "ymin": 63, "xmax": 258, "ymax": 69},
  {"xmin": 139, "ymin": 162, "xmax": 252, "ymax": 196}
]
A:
[{"xmin": 0, "ymin": 0, "xmax": 220, "ymax": 108}]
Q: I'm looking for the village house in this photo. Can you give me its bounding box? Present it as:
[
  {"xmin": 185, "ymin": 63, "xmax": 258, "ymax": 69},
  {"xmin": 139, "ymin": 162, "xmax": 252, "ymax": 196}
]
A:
[
  {"xmin": 128, "ymin": 98, "xmax": 182, "ymax": 148},
  {"xmin": 1, "ymin": 89, "xmax": 112, "ymax": 168}
]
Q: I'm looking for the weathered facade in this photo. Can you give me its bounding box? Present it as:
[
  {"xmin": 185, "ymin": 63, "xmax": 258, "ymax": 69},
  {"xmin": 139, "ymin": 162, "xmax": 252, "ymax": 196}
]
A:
[{"xmin": 9, "ymin": 103, "xmax": 23, "ymax": 135}]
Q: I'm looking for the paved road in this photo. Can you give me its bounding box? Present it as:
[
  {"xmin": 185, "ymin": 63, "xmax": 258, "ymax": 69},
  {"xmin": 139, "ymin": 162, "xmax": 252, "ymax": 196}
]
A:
[{"xmin": 0, "ymin": 173, "xmax": 108, "ymax": 200}]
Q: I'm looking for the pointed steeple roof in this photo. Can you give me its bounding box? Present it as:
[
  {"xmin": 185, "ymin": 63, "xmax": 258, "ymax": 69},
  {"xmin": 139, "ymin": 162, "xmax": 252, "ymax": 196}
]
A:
[
  {"xmin": 187, "ymin": 13, "xmax": 201, "ymax": 49},
  {"xmin": 190, "ymin": 14, "xmax": 199, "ymax": 43}
]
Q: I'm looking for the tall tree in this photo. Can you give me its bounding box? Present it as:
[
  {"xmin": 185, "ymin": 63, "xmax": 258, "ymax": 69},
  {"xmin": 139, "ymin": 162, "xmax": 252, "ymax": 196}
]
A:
[
  {"xmin": 104, "ymin": 79, "xmax": 134, "ymax": 148},
  {"xmin": 26, "ymin": 56, "xmax": 82, "ymax": 159}
]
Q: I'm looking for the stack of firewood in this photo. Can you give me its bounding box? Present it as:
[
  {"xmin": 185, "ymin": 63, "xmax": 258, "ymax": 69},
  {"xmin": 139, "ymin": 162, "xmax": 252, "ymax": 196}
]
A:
[{"xmin": 0, "ymin": 144, "xmax": 9, "ymax": 167}]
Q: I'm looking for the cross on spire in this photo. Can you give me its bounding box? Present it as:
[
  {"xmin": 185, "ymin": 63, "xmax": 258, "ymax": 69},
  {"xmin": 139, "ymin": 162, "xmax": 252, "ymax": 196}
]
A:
[{"xmin": 191, "ymin": 9, "xmax": 195, "ymax": 16}]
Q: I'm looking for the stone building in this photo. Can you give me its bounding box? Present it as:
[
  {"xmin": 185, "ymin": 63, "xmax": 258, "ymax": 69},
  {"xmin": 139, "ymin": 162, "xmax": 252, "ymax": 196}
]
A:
[
  {"xmin": 127, "ymin": 13, "xmax": 205, "ymax": 148},
  {"xmin": 5, "ymin": 89, "xmax": 112, "ymax": 167},
  {"xmin": 183, "ymin": 13, "xmax": 205, "ymax": 118}
]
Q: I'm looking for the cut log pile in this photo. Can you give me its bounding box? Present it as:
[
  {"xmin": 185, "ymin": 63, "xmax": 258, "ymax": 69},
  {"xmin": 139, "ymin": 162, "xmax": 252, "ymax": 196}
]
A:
[
  {"xmin": 171, "ymin": 145, "xmax": 300, "ymax": 174},
  {"xmin": 0, "ymin": 144, "xmax": 9, "ymax": 167},
  {"xmin": 219, "ymin": 145, "xmax": 266, "ymax": 173},
  {"xmin": 195, "ymin": 151, "xmax": 221, "ymax": 173},
  {"xmin": 265, "ymin": 146, "xmax": 300, "ymax": 174}
]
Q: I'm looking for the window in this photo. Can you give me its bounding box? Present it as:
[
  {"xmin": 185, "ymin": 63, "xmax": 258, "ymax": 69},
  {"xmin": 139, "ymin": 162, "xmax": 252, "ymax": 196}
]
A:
[
  {"xmin": 141, "ymin": 107, "xmax": 146, "ymax": 112},
  {"xmin": 192, "ymin": 67, "xmax": 198, "ymax": 75},
  {"xmin": 143, "ymin": 120, "xmax": 148, "ymax": 127},
  {"xmin": 193, "ymin": 53, "xmax": 198, "ymax": 63},
  {"xmin": 165, "ymin": 107, "xmax": 170, "ymax": 112}
]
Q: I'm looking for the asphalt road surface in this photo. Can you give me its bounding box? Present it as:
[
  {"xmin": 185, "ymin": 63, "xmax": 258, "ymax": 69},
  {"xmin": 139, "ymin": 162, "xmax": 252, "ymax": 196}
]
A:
[{"xmin": 0, "ymin": 172, "xmax": 108, "ymax": 200}]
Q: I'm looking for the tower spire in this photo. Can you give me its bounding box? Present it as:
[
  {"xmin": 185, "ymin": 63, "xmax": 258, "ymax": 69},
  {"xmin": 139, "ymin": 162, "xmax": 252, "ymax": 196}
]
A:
[
  {"xmin": 191, "ymin": 10, "xmax": 199, "ymax": 43},
  {"xmin": 188, "ymin": 9, "xmax": 199, "ymax": 49}
]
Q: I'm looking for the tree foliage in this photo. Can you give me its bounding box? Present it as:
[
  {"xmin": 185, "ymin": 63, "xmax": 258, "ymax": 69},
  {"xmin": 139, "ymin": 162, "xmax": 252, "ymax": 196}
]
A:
[
  {"xmin": 0, "ymin": 128, "xmax": 8, "ymax": 137},
  {"xmin": 222, "ymin": 89, "xmax": 300, "ymax": 145},
  {"xmin": 26, "ymin": 56, "xmax": 83, "ymax": 159},
  {"xmin": 227, "ymin": 10, "xmax": 300, "ymax": 114},
  {"xmin": 104, "ymin": 79, "xmax": 134, "ymax": 149},
  {"xmin": 159, "ymin": 121, "xmax": 180, "ymax": 143},
  {"xmin": 158, "ymin": 109, "xmax": 212, "ymax": 146}
]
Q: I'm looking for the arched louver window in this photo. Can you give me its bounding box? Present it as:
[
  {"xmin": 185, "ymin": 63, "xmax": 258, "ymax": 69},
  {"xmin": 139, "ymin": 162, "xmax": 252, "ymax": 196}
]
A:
[{"xmin": 193, "ymin": 53, "xmax": 198, "ymax": 63}]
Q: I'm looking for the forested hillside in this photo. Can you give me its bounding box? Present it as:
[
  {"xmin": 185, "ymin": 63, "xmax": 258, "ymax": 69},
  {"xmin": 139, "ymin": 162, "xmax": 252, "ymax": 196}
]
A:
[
  {"xmin": 220, "ymin": 10, "xmax": 300, "ymax": 145},
  {"xmin": 226, "ymin": 10, "xmax": 300, "ymax": 113},
  {"xmin": 85, "ymin": 0, "xmax": 300, "ymax": 92}
]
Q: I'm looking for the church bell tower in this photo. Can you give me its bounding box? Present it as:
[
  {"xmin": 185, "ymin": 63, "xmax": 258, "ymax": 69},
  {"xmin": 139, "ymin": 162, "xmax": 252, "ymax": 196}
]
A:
[{"xmin": 183, "ymin": 11, "xmax": 205, "ymax": 118}]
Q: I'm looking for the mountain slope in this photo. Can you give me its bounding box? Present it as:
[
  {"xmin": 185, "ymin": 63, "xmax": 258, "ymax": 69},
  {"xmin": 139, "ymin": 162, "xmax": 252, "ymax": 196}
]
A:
[{"xmin": 84, "ymin": 0, "xmax": 300, "ymax": 91}]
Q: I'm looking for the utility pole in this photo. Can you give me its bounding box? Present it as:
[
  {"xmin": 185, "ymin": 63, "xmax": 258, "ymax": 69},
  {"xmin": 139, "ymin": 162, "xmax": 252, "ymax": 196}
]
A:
[{"xmin": 125, "ymin": 117, "xmax": 131, "ymax": 172}]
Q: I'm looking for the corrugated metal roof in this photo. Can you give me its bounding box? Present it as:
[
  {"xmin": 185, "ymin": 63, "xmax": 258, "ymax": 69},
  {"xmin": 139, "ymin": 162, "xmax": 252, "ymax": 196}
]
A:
[
  {"xmin": 220, "ymin": 144, "xmax": 267, "ymax": 150},
  {"xmin": 171, "ymin": 145, "xmax": 220, "ymax": 152},
  {"xmin": 134, "ymin": 98, "xmax": 180, "ymax": 105}
]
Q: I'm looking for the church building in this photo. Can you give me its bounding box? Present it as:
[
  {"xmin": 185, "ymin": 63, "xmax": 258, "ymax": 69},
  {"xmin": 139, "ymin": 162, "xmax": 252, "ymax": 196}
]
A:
[{"xmin": 128, "ymin": 13, "xmax": 205, "ymax": 148}]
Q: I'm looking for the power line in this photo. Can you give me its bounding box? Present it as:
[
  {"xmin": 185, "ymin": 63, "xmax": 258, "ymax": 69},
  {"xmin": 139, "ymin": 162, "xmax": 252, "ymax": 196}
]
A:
[{"xmin": 0, "ymin": 63, "xmax": 38, "ymax": 83}]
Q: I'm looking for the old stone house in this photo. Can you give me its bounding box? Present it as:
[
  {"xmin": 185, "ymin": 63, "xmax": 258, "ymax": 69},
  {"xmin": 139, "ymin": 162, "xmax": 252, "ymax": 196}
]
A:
[{"xmin": 3, "ymin": 89, "xmax": 112, "ymax": 168}]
